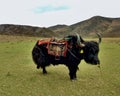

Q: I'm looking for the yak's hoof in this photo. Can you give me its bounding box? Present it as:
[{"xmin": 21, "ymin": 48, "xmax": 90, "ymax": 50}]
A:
[
  {"xmin": 71, "ymin": 79, "xmax": 77, "ymax": 82},
  {"xmin": 71, "ymin": 78, "xmax": 77, "ymax": 81},
  {"xmin": 37, "ymin": 66, "xmax": 40, "ymax": 69},
  {"xmin": 43, "ymin": 71, "xmax": 47, "ymax": 74}
]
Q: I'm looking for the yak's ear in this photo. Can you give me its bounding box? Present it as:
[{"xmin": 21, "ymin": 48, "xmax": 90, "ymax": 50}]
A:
[{"xmin": 80, "ymin": 43, "xmax": 85, "ymax": 47}]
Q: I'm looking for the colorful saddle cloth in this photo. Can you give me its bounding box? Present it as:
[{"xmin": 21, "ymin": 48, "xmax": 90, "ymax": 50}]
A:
[{"xmin": 38, "ymin": 38, "xmax": 68, "ymax": 57}]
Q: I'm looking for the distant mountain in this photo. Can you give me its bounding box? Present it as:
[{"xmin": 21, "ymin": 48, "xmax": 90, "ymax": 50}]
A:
[
  {"xmin": 49, "ymin": 16, "xmax": 120, "ymax": 37},
  {"xmin": 0, "ymin": 16, "xmax": 120, "ymax": 37},
  {"xmin": 0, "ymin": 24, "xmax": 57, "ymax": 37}
]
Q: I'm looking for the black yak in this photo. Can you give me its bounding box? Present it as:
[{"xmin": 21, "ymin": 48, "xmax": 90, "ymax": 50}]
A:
[{"xmin": 32, "ymin": 33, "xmax": 101, "ymax": 80}]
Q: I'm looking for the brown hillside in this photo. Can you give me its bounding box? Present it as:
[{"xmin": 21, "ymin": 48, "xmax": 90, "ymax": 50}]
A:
[
  {"xmin": 0, "ymin": 24, "xmax": 57, "ymax": 37},
  {"xmin": 0, "ymin": 16, "xmax": 120, "ymax": 37},
  {"xmin": 49, "ymin": 16, "xmax": 120, "ymax": 37}
]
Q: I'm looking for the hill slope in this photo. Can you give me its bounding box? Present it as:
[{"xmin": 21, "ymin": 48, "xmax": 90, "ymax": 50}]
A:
[
  {"xmin": 0, "ymin": 24, "xmax": 57, "ymax": 37},
  {"xmin": 0, "ymin": 16, "xmax": 120, "ymax": 37},
  {"xmin": 49, "ymin": 16, "xmax": 120, "ymax": 37}
]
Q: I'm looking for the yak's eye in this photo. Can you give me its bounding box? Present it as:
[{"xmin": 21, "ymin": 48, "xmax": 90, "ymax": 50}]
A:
[{"xmin": 90, "ymin": 48, "xmax": 95, "ymax": 54}]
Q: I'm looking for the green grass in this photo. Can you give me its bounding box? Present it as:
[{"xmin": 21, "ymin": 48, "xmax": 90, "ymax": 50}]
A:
[{"xmin": 0, "ymin": 35, "xmax": 120, "ymax": 96}]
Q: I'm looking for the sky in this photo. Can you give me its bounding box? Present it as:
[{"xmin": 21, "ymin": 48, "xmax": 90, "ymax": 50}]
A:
[{"xmin": 0, "ymin": 0, "xmax": 120, "ymax": 27}]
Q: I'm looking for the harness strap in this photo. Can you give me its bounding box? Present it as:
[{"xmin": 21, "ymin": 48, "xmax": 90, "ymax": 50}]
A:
[{"xmin": 67, "ymin": 49, "xmax": 79, "ymax": 60}]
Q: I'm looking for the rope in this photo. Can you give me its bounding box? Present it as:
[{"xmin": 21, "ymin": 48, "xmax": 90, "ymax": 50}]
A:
[
  {"xmin": 67, "ymin": 49, "xmax": 79, "ymax": 60},
  {"xmin": 97, "ymin": 65, "xmax": 105, "ymax": 87},
  {"xmin": 98, "ymin": 66, "xmax": 103, "ymax": 78}
]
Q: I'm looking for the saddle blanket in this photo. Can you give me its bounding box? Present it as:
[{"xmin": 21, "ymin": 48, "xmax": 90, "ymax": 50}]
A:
[{"xmin": 38, "ymin": 38, "xmax": 68, "ymax": 57}]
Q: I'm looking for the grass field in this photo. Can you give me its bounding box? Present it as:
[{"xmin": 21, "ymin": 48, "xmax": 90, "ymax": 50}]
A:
[{"xmin": 0, "ymin": 35, "xmax": 120, "ymax": 96}]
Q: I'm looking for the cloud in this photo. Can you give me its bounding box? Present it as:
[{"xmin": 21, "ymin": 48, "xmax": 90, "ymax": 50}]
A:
[{"xmin": 33, "ymin": 5, "xmax": 70, "ymax": 13}]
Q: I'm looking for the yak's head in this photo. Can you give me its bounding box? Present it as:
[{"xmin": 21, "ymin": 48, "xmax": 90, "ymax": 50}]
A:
[
  {"xmin": 64, "ymin": 33, "xmax": 101, "ymax": 65},
  {"xmin": 83, "ymin": 41, "xmax": 100, "ymax": 65},
  {"xmin": 80, "ymin": 34, "xmax": 101, "ymax": 65}
]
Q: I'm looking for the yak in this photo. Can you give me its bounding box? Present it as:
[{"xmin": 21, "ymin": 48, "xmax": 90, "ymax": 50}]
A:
[{"xmin": 32, "ymin": 33, "xmax": 101, "ymax": 80}]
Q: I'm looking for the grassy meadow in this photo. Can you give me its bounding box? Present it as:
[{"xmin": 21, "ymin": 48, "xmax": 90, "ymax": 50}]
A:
[{"xmin": 0, "ymin": 35, "xmax": 120, "ymax": 96}]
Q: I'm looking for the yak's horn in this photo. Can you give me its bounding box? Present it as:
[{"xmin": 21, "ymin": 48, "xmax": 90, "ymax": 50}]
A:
[
  {"xmin": 76, "ymin": 33, "xmax": 85, "ymax": 47},
  {"xmin": 96, "ymin": 33, "xmax": 102, "ymax": 44}
]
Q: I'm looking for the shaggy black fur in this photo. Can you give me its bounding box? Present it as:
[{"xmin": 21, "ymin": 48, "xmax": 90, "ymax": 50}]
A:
[{"xmin": 32, "ymin": 35, "xmax": 101, "ymax": 80}]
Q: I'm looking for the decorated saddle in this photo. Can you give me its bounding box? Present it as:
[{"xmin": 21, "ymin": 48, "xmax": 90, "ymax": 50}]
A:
[{"xmin": 38, "ymin": 38, "xmax": 68, "ymax": 57}]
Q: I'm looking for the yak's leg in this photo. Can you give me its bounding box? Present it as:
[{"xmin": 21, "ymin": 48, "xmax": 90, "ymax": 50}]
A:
[
  {"xmin": 42, "ymin": 67, "xmax": 47, "ymax": 74},
  {"xmin": 37, "ymin": 65, "xmax": 40, "ymax": 69},
  {"xmin": 68, "ymin": 65, "xmax": 78, "ymax": 80}
]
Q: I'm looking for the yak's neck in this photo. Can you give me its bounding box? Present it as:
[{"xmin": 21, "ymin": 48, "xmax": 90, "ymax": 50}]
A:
[
  {"xmin": 67, "ymin": 48, "xmax": 84, "ymax": 61},
  {"xmin": 79, "ymin": 53, "xmax": 84, "ymax": 60}
]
